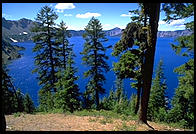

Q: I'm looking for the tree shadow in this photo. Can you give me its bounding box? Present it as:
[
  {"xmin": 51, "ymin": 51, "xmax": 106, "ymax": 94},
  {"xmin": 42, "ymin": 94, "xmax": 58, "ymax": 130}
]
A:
[{"xmin": 145, "ymin": 122, "xmax": 157, "ymax": 131}]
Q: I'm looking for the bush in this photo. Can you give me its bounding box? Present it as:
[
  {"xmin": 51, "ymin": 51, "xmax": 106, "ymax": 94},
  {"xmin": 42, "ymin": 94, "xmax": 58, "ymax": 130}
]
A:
[
  {"xmin": 178, "ymin": 119, "xmax": 189, "ymax": 129},
  {"xmin": 154, "ymin": 108, "xmax": 167, "ymax": 122},
  {"xmin": 14, "ymin": 112, "xmax": 22, "ymax": 117}
]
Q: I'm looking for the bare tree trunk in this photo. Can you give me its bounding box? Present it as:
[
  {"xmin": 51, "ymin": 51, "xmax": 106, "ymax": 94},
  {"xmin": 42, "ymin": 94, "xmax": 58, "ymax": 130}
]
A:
[
  {"xmin": 135, "ymin": 79, "xmax": 141, "ymax": 114},
  {"xmin": 139, "ymin": 3, "xmax": 160, "ymax": 124}
]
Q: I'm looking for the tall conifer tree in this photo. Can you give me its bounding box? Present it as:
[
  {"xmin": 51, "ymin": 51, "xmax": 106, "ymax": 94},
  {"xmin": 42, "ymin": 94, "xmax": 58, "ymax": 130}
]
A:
[
  {"xmin": 81, "ymin": 17, "xmax": 111, "ymax": 109},
  {"xmin": 24, "ymin": 93, "xmax": 35, "ymax": 113},
  {"xmin": 55, "ymin": 20, "xmax": 72, "ymax": 69},
  {"xmin": 148, "ymin": 59, "xmax": 168, "ymax": 121},
  {"xmin": 54, "ymin": 50, "xmax": 81, "ymax": 113},
  {"xmin": 2, "ymin": 62, "xmax": 21, "ymax": 114},
  {"xmin": 162, "ymin": 3, "xmax": 194, "ymax": 128},
  {"xmin": 112, "ymin": 3, "xmax": 160, "ymax": 125},
  {"xmin": 31, "ymin": 6, "xmax": 59, "ymax": 111}
]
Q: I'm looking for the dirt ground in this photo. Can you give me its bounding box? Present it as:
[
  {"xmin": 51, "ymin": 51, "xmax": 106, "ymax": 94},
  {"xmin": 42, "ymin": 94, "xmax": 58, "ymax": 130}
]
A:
[{"xmin": 5, "ymin": 113, "xmax": 189, "ymax": 131}]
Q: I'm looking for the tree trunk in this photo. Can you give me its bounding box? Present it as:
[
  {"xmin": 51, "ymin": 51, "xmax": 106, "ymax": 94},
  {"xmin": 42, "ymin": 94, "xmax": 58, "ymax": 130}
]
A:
[
  {"xmin": 94, "ymin": 48, "xmax": 99, "ymax": 109},
  {"xmin": 1, "ymin": 112, "xmax": 6, "ymax": 131},
  {"xmin": 48, "ymin": 26, "xmax": 56, "ymax": 92},
  {"xmin": 139, "ymin": 3, "xmax": 160, "ymax": 124},
  {"xmin": 62, "ymin": 32, "xmax": 66, "ymax": 69},
  {"xmin": 135, "ymin": 79, "xmax": 141, "ymax": 114}
]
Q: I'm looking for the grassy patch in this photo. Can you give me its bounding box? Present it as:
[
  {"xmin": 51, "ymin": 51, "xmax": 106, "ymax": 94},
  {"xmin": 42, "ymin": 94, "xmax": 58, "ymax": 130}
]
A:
[
  {"xmin": 73, "ymin": 109, "xmax": 127, "ymax": 119},
  {"xmin": 99, "ymin": 117, "xmax": 113, "ymax": 125},
  {"xmin": 13, "ymin": 112, "xmax": 22, "ymax": 117},
  {"xmin": 117, "ymin": 122, "xmax": 136, "ymax": 131},
  {"xmin": 156, "ymin": 121, "xmax": 194, "ymax": 131},
  {"xmin": 88, "ymin": 117, "xmax": 98, "ymax": 122}
]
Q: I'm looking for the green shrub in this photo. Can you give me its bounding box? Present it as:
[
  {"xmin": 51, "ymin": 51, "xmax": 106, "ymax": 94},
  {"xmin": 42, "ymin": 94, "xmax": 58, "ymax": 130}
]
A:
[
  {"xmin": 154, "ymin": 108, "xmax": 167, "ymax": 122},
  {"xmin": 14, "ymin": 112, "xmax": 22, "ymax": 117}
]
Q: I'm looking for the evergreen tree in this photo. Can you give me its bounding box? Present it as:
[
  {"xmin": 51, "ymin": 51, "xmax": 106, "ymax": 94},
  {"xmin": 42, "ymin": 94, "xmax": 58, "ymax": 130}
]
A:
[
  {"xmin": 115, "ymin": 76, "xmax": 124, "ymax": 103},
  {"xmin": 112, "ymin": 22, "xmax": 144, "ymax": 115},
  {"xmin": 162, "ymin": 3, "xmax": 194, "ymax": 128},
  {"xmin": 81, "ymin": 17, "xmax": 111, "ymax": 109},
  {"xmin": 114, "ymin": 90, "xmax": 129, "ymax": 115},
  {"xmin": 148, "ymin": 59, "xmax": 169, "ymax": 121},
  {"xmin": 101, "ymin": 88, "xmax": 116, "ymax": 110},
  {"xmin": 38, "ymin": 90, "xmax": 54, "ymax": 112},
  {"xmin": 54, "ymin": 50, "xmax": 81, "ymax": 113},
  {"xmin": 2, "ymin": 65, "xmax": 16, "ymax": 114},
  {"xmin": 2, "ymin": 62, "xmax": 21, "ymax": 114},
  {"xmin": 24, "ymin": 93, "xmax": 35, "ymax": 113},
  {"xmin": 100, "ymin": 77, "xmax": 129, "ymax": 114},
  {"xmin": 83, "ymin": 90, "xmax": 94, "ymax": 109},
  {"xmin": 55, "ymin": 20, "xmax": 72, "ymax": 69},
  {"xmin": 129, "ymin": 94, "xmax": 137, "ymax": 115},
  {"xmin": 137, "ymin": 3, "xmax": 160, "ymax": 124},
  {"xmin": 16, "ymin": 89, "xmax": 25, "ymax": 112},
  {"xmin": 112, "ymin": 3, "xmax": 160, "ymax": 124},
  {"xmin": 31, "ymin": 6, "xmax": 59, "ymax": 111},
  {"xmin": 167, "ymin": 59, "xmax": 194, "ymax": 127}
]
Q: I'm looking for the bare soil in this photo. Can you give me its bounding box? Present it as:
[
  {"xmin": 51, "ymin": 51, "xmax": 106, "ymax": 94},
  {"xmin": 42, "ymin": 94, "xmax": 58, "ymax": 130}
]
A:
[{"xmin": 5, "ymin": 113, "xmax": 189, "ymax": 131}]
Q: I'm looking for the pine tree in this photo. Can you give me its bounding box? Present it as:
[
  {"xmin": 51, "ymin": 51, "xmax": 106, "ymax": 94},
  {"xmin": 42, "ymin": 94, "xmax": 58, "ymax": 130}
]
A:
[
  {"xmin": 148, "ymin": 59, "xmax": 168, "ymax": 121},
  {"xmin": 83, "ymin": 89, "xmax": 94, "ymax": 109},
  {"xmin": 2, "ymin": 64, "xmax": 16, "ymax": 114},
  {"xmin": 54, "ymin": 50, "xmax": 81, "ymax": 113},
  {"xmin": 112, "ymin": 22, "xmax": 144, "ymax": 115},
  {"xmin": 138, "ymin": 3, "xmax": 160, "ymax": 124},
  {"xmin": 112, "ymin": 3, "xmax": 160, "ymax": 124},
  {"xmin": 31, "ymin": 6, "xmax": 59, "ymax": 111},
  {"xmin": 16, "ymin": 89, "xmax": 25, "ymax": 112},
  {"xmin": 162, "ymin": 3, "xmax": 194, "ymax": 128},
  {"xmin": 114, "ymin": 90, "xmax": 129, "ymax": 115},
  {"xmin": 129, "ymin": 94, "xmax": 137, "ymax": 115},
  {"xmin": 24, "ymin": 93, "xmax": 35, "ymax": 113},
  {"xmin": 101, "ymin": 88, "xmax": 116, "ymax": 110},
  {"xmin": 81, "ymin": 17, "xmax": 111, "ymax": 109},
  {"xmin": 115, "ymin": 76, "xmax": 124, "ymax": 103},
  {"xmin": 55, "ymin": 20, "xmax": 72, "ymax": 69},
  {"xmin": 2, "ymin": 62, "xmax": 22, "ymax": 114},
  {"xmin": 167, "ymin": 59, "xmax": 194, "ymax": 127}
]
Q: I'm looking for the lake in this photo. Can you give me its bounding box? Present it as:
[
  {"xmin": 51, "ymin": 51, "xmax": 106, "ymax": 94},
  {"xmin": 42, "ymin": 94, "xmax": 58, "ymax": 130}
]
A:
[{"xmin": 8, "ymin": 36, "xmax": 189, "ymax": 107}]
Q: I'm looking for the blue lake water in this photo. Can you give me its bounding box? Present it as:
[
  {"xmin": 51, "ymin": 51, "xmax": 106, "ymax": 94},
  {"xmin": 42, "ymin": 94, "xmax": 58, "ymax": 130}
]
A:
[{"xmin": 8, "ymin": 36, "xmax": 189, "ymax": 107}]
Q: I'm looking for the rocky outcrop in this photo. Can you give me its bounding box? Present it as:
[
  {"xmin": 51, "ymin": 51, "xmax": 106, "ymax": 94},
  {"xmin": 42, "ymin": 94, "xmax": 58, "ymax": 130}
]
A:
[
  {"xmin": 2, "ymin": 39, "xmax": 25, "ymax": 64},
  {"xmin": 104, "ymin": 27, "xmax": 122, "ymax": 36}
]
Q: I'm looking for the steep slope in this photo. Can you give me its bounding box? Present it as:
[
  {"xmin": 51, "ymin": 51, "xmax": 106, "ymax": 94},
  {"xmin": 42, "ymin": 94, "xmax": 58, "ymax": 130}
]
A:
[
  {"xmin": 2, "ymin": 39, "xmax": 25, "ymax": 64},
  {"xmin": 2, "ymin": 17, "xmax": 35, "ymax": 42}
]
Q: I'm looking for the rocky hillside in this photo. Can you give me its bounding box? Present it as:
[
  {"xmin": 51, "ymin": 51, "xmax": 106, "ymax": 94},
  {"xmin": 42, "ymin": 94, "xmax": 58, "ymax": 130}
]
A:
[
  {"xmin": 3, "ymin": 17, "xmax": 192, "ymax": 42},
  {"xmin": 2, "ymin": 39, "xmax": 25, "ymax": 64},
  {"xmin": 104, "ymin": 27, "xmax": 122, "ymax": 36},
  {"xmin": 2, "ymin": 17, "xmax": 35, "ymax": 43}
]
